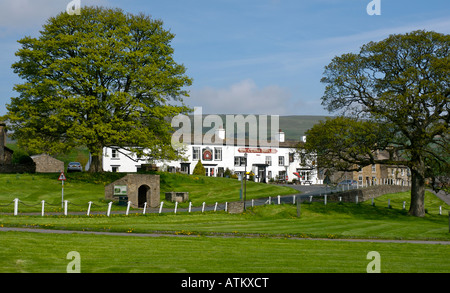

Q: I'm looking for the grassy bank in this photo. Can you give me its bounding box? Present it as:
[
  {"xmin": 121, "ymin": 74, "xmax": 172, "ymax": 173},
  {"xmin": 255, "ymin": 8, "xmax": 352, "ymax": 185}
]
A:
[
  {"xmin": 0, "ymin": 172, "xmax": 297, "ymax": 212},
  {"xmin": 1, "ymin": 191, "xmax": 449, "ymax": 241}
]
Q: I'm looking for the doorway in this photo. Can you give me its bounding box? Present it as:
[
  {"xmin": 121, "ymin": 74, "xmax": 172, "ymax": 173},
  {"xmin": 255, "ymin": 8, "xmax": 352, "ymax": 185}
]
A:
[{"xmin": 138, "ymin": 185, "xmax": 150, "ymax": 208}]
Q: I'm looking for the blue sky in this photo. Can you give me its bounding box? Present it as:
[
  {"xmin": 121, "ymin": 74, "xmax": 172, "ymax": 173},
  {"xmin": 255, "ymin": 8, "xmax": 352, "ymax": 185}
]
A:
[{"xmin": 0, "ymin": 0, "xmax": 449, "ymax": 116}]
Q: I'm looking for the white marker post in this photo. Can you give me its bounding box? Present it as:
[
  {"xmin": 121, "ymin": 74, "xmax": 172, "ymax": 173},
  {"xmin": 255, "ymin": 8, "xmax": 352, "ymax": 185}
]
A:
[
  {"xmin": 159, "ymin": 201, "xmax": 164, "ymax": 214},
  {"xmin": 41, "ymin": 200, "xmax": 45, "ymax": 217},
  {"xmin": 126, "ymin": 201, "xmax": 131, "ymax": 215},
  {"xmin": 214, "ymin": 202, "xmax": 218, "ymax": 212},
  {"xmin": 58, "ymin": 172, "xmax": 67, "ymax": 208},
  {"xmin": 13, "ymin": 198, "xmax": 19, "ymax": 216},
  {"xmin": 64, "ymin": 200, "xmax": 68, "ymax": 216},
  {"xmin": 188, "ymin": 202, "xmax": 192, "ymax": 213},
  {"xmin": 107, "ymin": 201, "xmax": 113, "ymax": 217},
  {"xmin": 143, "ymin": 202, "xmax": 147, "ymax": 215},
  {"xmin": 174, "ymin": 202, "xmax": 178, "ymax": 214},
  {"xmin": 202, "ymin": 202, "xmax": 206, "ymax": 213},
  {"xmin": 87, "ymin": 201, "xmax": 92, "ymax": 216}
]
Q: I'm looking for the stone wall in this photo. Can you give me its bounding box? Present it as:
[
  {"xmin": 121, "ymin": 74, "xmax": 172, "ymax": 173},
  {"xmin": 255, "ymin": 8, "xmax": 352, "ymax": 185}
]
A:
[
  {"xmin": 325, "ymin": 185, "xmax": 410, "ymax": 203},
  {"xmin": 165, "ymin": 192, "xmax": 189, "ymax": 203}
]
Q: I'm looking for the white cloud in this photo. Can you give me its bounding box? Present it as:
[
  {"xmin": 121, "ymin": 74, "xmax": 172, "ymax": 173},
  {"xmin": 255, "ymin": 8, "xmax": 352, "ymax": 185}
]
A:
[{"xmin": 188, "ymin": 79, "xmax": 293, "ymax": 115}]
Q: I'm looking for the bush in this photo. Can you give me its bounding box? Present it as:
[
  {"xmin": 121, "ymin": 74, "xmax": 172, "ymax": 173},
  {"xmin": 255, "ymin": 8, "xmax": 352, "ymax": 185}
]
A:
[{"xmin": 192, "ymin": 160, "xmax": 205, "ymax": 176}]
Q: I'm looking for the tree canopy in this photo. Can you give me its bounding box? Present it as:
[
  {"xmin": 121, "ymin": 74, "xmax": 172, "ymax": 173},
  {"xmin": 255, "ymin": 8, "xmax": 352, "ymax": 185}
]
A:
[
  {"xmin": 4, "ymin": 6, "xmax": 192, "ymax": 172},
  {"xmin": 302, "ymin": 30, "xmax": 449, "ymax": 217}
]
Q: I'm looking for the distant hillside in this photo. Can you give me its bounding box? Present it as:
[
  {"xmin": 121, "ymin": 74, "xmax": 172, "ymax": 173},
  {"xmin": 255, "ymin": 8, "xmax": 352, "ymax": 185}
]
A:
[{"xmin": 279, "ymin": 115, "xmax": 329, "ymax": 141}]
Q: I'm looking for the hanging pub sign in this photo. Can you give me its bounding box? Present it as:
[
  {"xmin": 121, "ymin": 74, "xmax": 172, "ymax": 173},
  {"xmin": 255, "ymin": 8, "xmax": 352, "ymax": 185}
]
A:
[
  {"xmin": 202, "ymin": 148, "xmax": 213, "ymax": 161},
  {"xmin": 238, "ymin": 148, "xmax": 277, "ymax": 154}
]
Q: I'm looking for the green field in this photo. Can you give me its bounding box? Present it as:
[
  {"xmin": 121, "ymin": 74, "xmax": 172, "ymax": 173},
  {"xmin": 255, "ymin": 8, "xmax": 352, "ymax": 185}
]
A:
[
  {"xmin": 1, "ymin": 231, "xmax": 449, "ymax": 273},
  {"xmin": 1, "ymin": 172, "xmax": 449, "ymax": 273},
  {"xmin": 0, "ymin": 172, "xmax": 297, "ymax": 212}
]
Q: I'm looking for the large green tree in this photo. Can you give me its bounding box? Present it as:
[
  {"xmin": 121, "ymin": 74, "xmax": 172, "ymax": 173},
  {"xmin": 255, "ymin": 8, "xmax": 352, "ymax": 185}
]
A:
[
  {"xmin": 5, "ymin": 6, "xmax": 192, "ymax": 172},
  {"xmin": 303, "ymin": 30, "xmax": 449, "ymax": 217}
]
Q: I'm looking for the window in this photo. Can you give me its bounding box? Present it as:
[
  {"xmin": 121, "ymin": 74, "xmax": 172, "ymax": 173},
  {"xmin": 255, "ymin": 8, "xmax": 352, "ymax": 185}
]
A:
[
  {"xmin": 234, "ymin": 156, "xmax": 246, "ymax": 167},
  {"xmin": 111, "ymin": 149, "xmax": 119, "ymax": 159},
  {"xmin": 278, "ymin": 156, "xmax": 285, "ymax": 166},
  {"xmin": 289, "ymin": 153, "xmax": 294, "ymax": 163},
  {"xmin": 214, "ymin": 147, "xmax": 222, "ymax": 161},
  {"xmin": 371, "ymin": 164, "xmax": 376, "ymax": 173},
  {"xmin": 265, "ymin": 156, "xmax": 272, "ymax": 166},
  {"xmin": 192, "ymin": 147, "xmax": 200, "ymax": 161},
  {"xmin": 111, "ymin": 166, "xmax": 119, "ymax": 172}
]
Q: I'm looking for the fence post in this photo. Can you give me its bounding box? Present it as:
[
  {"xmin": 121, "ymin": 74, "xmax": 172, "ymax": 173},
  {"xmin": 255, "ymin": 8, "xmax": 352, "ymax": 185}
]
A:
[
  {"xmin": 13, "ymin": 198, "xmax": 18, "ymax": 216},
  {"xmin": 202, "ymin": 202, "xmax": 206, "ymax": 213},
  {"xmin": 252, "ymin": 199, "xmax": 254, "ymax": 208},
  {"xmin": 277, "ymin": 195, "xmax": 280, "ymax": 205},
  {"xmin": 355, "ymin": 195, "xmax": 358, "ymax": 204},
  {"xmin": 309, "ymin": 196, "xmax": 312, "ymax": 203},
  {"xmin": 324, "ymin": 194, "xmax": 327, "ymax": 205},
  {"xmin": 64, "ymin": 200, "xmax": 68, "ymax": 216},
  {"xmin": 143, "ymin": 202, "xmax": 147, "ymax": 215},
  {"xmin": 225, "ymin": 202, "xmax": 228, "ymax": 212},
  {"xmin": 439, "ymin": 206, "xmax": 441, "ymax": 215},
  {"xmin": 214, "ymin": 202, "xmax": 218, "ymax": 212},
  {"xmin": 87, "ymin": 201, "xmax": 92, "ymax": 216},
  {"xmin": 159, "ymin": 201, "xmax": 164, "ymax": 214},
  {"xmin": 402, "ymin": 201, "xmax": 406, "ymax": 210},
  {"xmin": 293, "ymin": 195, "xmax": 296, "ymax": 204},
  {"xmin": 41, "ymin": 200, "xmax": 45, "ymax": 217},
  {"xmin": 188, "ymin": 202, "xmax": 192, "ymax": 213},
  {"xmin": 107, "ymin": 201, "xmax": 113, "ymax": 217},
  {"xmin": 174, "ymin": 202, "xmax": 178, "ymax": 214},
  {"xmin": 126, "ymin": 201, "xmax": 131, "ymax": 215}
]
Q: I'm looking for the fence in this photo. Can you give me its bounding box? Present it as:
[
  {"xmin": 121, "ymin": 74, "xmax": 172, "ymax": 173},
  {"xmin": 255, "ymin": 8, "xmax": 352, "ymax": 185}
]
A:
[{"xmin": 1, "ymin": 193, "xmax": 448, "ymax": 217}]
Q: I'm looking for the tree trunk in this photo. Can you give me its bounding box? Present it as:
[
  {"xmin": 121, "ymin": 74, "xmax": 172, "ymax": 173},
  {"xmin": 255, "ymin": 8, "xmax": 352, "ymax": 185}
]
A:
[
  {"xmin": 408, "ymin": 158, "xmax": 426, "ymax": 217},
  {"xmin": 88, "ymin": 145, "xmax": 104, "ymax": 173}
]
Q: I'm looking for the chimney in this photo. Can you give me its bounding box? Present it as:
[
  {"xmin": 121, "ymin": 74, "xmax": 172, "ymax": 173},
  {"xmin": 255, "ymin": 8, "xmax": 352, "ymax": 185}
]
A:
[
  {"xmin": 216, "ymin": 125, "xmax": 225, "ymax": 140},
  {"xmin": 278, "ymin": 129, "xmax": 285, "ymax": 143}
]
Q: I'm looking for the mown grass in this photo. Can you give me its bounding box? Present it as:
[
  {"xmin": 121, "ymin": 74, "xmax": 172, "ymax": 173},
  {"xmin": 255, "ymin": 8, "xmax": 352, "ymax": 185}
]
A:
[
  {"xmin": 0, "ymin": 230, "xmax": 449, "ymax": 273},
  {"xmin": 0, "ymin": 172, "xmax": 297, "ymax": 212},
  {"xmin": 1, "ymin": 191, "xmax": 449, "ymax": 241}
]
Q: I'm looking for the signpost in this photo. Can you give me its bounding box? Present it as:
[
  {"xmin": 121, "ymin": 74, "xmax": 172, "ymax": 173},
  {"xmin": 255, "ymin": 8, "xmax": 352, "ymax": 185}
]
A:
[{"xmin": 58, "ymin": 172, "xmax": 66, "ymax": 208}]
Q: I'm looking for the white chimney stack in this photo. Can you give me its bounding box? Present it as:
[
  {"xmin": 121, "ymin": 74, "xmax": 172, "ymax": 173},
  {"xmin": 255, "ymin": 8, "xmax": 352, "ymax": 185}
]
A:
[
  {"xmin": 278, "ymin": 129, "xmax": 285, "ymax": 143},
  {"xmin": 216, "ymin": 125, "xmax": 225, "ymax": 140}
]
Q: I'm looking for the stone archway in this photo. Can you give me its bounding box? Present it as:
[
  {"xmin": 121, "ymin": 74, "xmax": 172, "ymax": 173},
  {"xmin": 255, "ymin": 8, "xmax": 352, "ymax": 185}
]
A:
[{"xmin": 138, "ymin": 185, "xmax": 150, "ymax": 208}]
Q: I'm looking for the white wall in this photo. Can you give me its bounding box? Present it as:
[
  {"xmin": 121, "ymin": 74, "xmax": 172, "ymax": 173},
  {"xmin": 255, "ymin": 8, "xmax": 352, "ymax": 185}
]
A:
[{"xmin": 102, "ymin": 144, "xmax": 318, "ymax": 183}]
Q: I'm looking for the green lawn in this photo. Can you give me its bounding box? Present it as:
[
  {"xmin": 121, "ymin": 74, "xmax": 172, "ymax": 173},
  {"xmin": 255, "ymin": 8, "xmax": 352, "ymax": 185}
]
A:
[
  {"xmin": 1, "ymin": 191, "xmax": 449, "ymax": 241},
  {"xmin": 1, "ymin": 172, "xmax": 449, "ymax": 273},
  {"xmin": 0, "ymin": 172, "xmax": 297, "ymax": 212},
  {"xmin": 0, "ymin": 230, "xmax": 449, "ymax": 273}
]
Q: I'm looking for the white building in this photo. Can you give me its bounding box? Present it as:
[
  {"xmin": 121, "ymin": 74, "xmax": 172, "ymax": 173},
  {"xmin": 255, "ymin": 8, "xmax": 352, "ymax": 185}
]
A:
[{"xmin": 102, "ymin": 129, "xmax": 319, "ymax": 184}]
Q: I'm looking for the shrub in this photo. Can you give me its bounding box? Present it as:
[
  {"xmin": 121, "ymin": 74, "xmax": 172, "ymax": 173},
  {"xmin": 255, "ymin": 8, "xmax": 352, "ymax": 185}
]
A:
[{"xmin": 192, "ymin": 160, "xmax": 205, "ymax": 176}]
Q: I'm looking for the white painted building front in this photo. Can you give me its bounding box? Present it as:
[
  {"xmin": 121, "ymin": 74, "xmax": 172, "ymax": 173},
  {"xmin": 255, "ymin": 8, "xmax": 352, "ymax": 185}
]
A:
[{"xmin": 102, "ymin": 129, "xmax": 319, "ymax": 184}]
